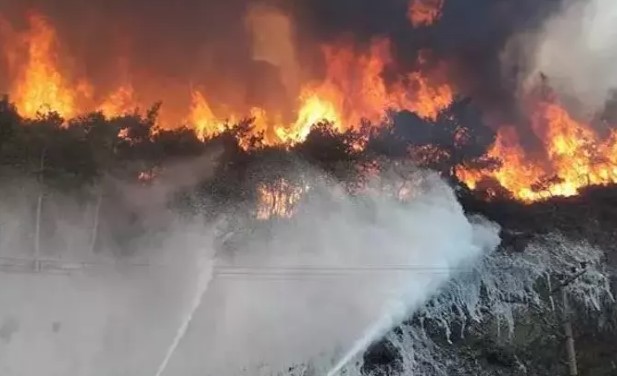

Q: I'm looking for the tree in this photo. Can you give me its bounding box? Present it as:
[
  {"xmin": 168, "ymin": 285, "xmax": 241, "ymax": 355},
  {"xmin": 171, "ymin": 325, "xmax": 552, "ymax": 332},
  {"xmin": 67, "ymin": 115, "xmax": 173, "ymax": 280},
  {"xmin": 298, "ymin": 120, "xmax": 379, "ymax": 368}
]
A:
[
  {"xmin": 0, "ymin": 95, "xmax": 19, "ymax": 156},
  {"xmin": 294, "ymin": 121, "xmax": 360, "ymax": 175},
  {"xmin": 367, "ymin": 98, "xmax": 498, "ymax": 181}
]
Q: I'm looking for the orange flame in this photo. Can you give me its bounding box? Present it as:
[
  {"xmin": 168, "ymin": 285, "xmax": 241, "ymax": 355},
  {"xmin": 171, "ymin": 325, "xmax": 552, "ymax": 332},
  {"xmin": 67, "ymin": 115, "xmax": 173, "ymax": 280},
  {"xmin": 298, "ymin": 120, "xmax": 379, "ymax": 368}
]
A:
[
  {"xmin": 98, "ymin": 84, "xmax": 137, "ymax": 118},
  {"xmin": 7, "ymin": 10, "xmax": 617, "ymax": 204},
  {"xmin": 189, "ymin": 39, "xmax": 453, "ymax": 149},
  {"xmin": 408, "ymin": 0, "xmax": 444, "ymax": 28},
  {"xmin": 284, "ymin": 91, "xmax": 343, "ymax": 143},
  {"xmin": 256, "ymin": 179, "xmax": 307, "ymax": 220},
  {"xmin": 5, "ymin": 14, "xmax": 454, "ymax": 148},
  {"xmin": 190, "ymin": 90, "xmax": 231, "ymax": 141},
  {"xmin": 458, "ymin": 102, "xmax": 617, "ymax": 202},
  {"xmin": 11, "ymin": 13, "xmax": 77, "ymax": 119}
]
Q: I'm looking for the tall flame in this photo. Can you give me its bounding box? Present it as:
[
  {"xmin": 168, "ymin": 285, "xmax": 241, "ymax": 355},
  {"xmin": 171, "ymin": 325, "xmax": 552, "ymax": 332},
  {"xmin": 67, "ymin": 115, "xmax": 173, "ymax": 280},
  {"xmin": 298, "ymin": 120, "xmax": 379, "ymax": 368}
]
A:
[
  {"xmin": 190, "ymin": 90, "xmax": 231, "ymax": 141},
  {"xmin": 11, "ymin": 13, "xmax": 77, "ymax": 119}
]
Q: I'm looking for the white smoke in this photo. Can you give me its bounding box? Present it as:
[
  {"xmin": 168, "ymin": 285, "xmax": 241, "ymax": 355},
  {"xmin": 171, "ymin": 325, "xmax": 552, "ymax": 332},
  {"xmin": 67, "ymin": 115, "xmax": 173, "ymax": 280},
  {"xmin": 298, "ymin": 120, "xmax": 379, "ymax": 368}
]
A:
[
  {"xmin": 507, "ymin": 0, "xmax": 617, "ymax": 114},
  {"xmin": 0, "ymin": 166, "xmax": 500, "ymax": 376}
]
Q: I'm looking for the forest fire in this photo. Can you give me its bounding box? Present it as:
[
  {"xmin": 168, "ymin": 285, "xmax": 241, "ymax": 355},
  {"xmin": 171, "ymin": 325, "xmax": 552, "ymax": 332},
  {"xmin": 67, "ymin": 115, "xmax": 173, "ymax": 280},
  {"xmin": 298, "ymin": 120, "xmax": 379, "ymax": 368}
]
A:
[
  {"xmin": 2, "ymin": 2, "xmax": 617, "ymax": 375},
  {"xmin": 1, "ymin": 12, "xmax": 453, "ymax": 149},
  {"xmin": 457, "ymin": 101, "xmax": 617, "ymax": 201},
  {"xmin": 1, "ymin": 4, "xmax": 617, "ymax": 204}
]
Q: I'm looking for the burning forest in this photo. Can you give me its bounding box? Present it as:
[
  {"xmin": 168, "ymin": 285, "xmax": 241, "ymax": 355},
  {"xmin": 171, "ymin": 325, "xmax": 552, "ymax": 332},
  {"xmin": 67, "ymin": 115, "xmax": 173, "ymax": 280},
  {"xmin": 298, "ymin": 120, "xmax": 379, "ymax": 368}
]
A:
[
  {"xmin": 1, "ymin": 0, "xmax": 617, "ymax": 202},
  {"xmin": 0, "ymin": 0, "xmax": 617, "ymax": 375}
]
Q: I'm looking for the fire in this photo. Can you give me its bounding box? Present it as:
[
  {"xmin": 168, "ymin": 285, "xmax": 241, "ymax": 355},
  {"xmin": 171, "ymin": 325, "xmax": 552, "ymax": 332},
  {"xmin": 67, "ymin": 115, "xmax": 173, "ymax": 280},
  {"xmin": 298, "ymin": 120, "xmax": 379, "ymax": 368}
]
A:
[
  {"xmin": 10, "ymin": 13, "xmax": 78, "ymax": 119},
  {"xmin": 297, "ymin": 39, "xmax": 453, "ymax": 131},
  {"xmin": 282, "ymin": 91, "xmax": 342, "ymax": 144},
  {"xmin": 408, "ymin": 0, "xmax": 444, "ymax": 27},
  {"xmin": 98, "ymin": 84, "xmax": 137, "ymax": 118},
  {"xmin": 5, "ymin": 9, "xmax": 617, "ymax": 204},
  {"xmin": 2, "ymin": 12, "xmax": 140, "ymax": 121},
  {"xmin": 456, "ymin": 126, "xmax": 546, "ymax": 201},
  {"xmin": 189, "ymin": 86, "xmax": 343, "ymax": 149},
  {"xmin": 190, "ymin": 90, "xmax": 232, "ymax": 141},
  {"xmin": 403, "ymin": 72, "xmax": 453, "ymax": 120},
  {"xmin": 256, "ymin": 179, "xmax": 307, "ymax": 220},
  {"xmin": 4, "ymin": 13, "xmax": 454, "ymax": 148},
  {"xmin": 458, "ymin": 102, "xmax": 617, "ymax": 202},
  {"xmin": 189, "ymin": 38, "xmax": 453, "ymax": 149}
]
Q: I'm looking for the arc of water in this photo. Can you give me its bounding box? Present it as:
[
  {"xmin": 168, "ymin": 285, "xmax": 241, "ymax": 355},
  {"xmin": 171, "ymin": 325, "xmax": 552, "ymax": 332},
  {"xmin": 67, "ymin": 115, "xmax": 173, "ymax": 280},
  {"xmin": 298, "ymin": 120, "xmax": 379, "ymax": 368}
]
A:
[
  {"xmin": 326, "ymin": 315, "xmax": 393, "ymax": 376},
  {"xmin": 154, "ymin": 263, "xmax": 214, "ymax": 376}
]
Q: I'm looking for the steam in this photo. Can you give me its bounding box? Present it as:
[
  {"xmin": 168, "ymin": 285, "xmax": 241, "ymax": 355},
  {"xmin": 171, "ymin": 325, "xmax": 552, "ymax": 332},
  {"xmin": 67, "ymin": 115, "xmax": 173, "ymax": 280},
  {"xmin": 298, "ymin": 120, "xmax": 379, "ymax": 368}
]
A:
[
  {"xmin": 0, "ymin": 166, "xmax": 499, "ymax": 375},
  {"xmin": 509, "ymin": 0, "xmax": 617, "ymax": 113}
]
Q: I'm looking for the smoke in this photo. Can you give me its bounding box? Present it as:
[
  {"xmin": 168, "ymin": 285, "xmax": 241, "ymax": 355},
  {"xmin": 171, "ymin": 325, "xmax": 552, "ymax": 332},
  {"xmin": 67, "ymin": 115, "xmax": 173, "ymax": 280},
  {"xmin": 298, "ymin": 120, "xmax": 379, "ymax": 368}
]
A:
[
  {"xmin": 0, "ymin": 161, "xmax": 500, "ymax": 375},
  {"xmin": 245, "ymin": 3, "xmax": 301, "ymax": 101},
  {"xmin": 506, "ymin": 0, "xmax": 617, "ymax": 116}
]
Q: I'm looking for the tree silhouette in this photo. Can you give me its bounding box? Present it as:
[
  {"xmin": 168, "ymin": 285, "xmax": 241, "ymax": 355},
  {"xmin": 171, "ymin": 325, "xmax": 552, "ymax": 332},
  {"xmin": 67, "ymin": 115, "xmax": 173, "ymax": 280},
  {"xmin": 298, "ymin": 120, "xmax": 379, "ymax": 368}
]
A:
[
  {"xmin": 294, "ymin": 121, "xmax": 360, "ymax": 175},
  {"xmin": 0, "ymin": 95, "xmax": 19, "ymax": 156},
  {"xmin": 366, "ymin": 98, "xmax": 498, "ymax": 181}
]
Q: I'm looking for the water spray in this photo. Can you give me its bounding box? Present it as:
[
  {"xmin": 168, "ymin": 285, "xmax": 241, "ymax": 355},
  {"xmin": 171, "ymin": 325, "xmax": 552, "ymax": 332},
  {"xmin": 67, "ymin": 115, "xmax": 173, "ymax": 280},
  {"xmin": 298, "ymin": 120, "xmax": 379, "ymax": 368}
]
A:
[
  {"xmin": 326, "ymin": 311, "xmax": 396, "ymax": 376},
  {"xmin": 154, "ymin": 260, "xmax": 214, "ymax": 376}
]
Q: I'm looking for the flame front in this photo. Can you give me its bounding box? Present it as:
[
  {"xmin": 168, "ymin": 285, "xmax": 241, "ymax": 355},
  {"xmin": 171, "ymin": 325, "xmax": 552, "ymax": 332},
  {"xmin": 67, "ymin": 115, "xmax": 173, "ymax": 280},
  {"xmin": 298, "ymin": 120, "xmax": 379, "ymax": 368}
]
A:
[
  {"xmin": 3, "ymin": 13, "xmax": 453, "ymax": 147},
  {"xmin": 188, "ymin": 38, "xmax": 453, "ymax": 149},
  {"xmin": 458, "ymin": 102, "xmax": 617, "ymax": 202},
  {"xmin": 6, "ymin": 9, "xmax": 617, "ymax": 204}
]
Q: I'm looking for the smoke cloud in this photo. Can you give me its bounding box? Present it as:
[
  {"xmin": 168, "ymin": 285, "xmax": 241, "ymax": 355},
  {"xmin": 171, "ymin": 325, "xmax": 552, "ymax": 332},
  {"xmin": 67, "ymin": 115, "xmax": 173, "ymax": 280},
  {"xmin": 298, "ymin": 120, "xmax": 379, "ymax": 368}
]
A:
[{"xmin": 506, "ymin": 0, "xmax": 617, "ymax": 116}]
